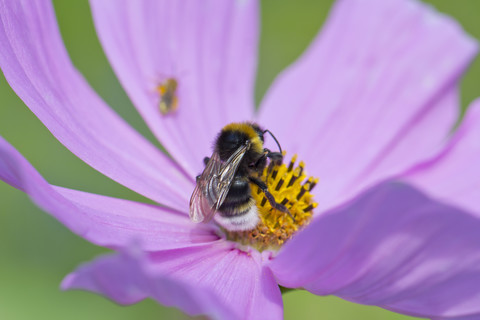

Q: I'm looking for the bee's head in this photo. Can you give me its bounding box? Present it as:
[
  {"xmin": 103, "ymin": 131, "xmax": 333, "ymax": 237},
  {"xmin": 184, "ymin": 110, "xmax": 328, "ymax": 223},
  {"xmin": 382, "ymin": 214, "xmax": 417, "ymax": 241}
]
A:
[{"xmin": 216, "ymin": 129, "xmax": 249, "ymax": 161}]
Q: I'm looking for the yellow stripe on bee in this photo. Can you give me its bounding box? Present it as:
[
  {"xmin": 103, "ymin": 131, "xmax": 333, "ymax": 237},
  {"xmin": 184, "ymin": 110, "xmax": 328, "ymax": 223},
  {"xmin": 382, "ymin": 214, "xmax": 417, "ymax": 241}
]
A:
[{"xmin": 230, "ymin": 198, "xmax": 256, "ymax": 215}]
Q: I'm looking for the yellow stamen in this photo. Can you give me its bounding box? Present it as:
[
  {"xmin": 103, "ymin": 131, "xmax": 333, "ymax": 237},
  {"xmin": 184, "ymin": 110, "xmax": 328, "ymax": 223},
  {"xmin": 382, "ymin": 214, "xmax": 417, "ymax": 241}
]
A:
[{"xmin": 225, "ymin": 152, "xmax": 318, "ymax": 251}]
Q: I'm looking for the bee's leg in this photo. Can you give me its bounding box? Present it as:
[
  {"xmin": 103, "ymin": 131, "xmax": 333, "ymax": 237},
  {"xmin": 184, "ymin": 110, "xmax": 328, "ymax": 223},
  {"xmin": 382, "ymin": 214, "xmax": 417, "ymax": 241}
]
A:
[
  {"xmin": 249, "ymin": 177, "xmax": 295, "ymax": 222},
  {"xmin": 196, "ymin": 175, "xmax": 201, "ymax": 183},
  {"xmin": 266, "ymin": 150, "xmax": 283, "ymax": 166},
  {"xmin": 264, "ymin": 149, "xmax": 283, "ymax": 183}
]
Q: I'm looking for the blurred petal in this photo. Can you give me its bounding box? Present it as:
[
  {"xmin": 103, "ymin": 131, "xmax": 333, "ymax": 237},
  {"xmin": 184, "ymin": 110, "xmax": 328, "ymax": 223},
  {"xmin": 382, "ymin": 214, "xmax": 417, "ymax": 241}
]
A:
[
  {"xmin": 258, "ymin": 0, "xmax": 478, "ymax": 213},
  {"xmin": 403, "ymin": 99, "xmax": 480, "ymax": 216},
  {"xmin": 0, "ymin": 0, "xmax": 192, "ymax": 210},
  {"xmin": 90, "ymin": 0, "xmax": 258, "ymax": 177},
  {"xmin": 0, "ymin": 136, "xmax": 217, "ymax": 251},
  {"xmin": 62, "ymin": 247, "xmax": 235, "ymax": 320},
  {"xmin": 270, "ymin": 182, "xmax": 480, "ymax": 319},
  {"xmin": 147, "ymin": 242, "xmax": 283, "ymax": 320}
]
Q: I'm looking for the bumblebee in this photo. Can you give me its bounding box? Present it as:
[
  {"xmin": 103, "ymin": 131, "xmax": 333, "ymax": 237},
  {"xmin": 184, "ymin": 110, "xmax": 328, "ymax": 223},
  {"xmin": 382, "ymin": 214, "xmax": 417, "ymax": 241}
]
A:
[{"xmin": 189, "ymin": 122, "xmax": 290, "ymax": 231}]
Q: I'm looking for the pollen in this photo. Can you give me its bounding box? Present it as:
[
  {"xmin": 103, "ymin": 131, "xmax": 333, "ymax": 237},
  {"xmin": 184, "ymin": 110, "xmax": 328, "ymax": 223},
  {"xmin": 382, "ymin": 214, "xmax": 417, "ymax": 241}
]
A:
[{"xmin": 225, "ymin": 153, "xmax": 318, "ymax": 252}]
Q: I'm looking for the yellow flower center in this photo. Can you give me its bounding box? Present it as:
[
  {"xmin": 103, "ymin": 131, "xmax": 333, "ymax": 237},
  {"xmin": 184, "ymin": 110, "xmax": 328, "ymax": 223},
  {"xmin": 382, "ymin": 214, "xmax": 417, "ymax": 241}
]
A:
[{"xmin": 224, "ymin": 153, "xmax": 318, "ymax": 251}]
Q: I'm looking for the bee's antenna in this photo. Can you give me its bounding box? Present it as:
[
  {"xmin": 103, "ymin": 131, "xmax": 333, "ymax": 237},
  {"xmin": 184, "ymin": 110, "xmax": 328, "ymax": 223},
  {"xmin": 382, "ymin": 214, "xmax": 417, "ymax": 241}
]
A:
[{"xmin": 263, "ymin": 130, "xmax": 282, "ymax": 153}]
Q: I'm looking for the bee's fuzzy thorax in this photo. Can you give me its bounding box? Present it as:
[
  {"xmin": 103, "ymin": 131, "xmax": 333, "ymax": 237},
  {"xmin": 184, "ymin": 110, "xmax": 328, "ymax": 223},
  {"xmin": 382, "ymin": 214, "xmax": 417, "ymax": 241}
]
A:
[{"xmin": 218, "ymin": 122, "xmax": 264, "ymax": 157}]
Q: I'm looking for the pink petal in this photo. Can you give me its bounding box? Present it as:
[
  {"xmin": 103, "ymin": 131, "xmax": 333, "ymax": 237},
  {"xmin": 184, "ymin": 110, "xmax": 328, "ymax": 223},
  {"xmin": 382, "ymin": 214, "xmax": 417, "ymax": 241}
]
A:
[
  {"xmin": 403, "ymin": 99, "xmax": 480, "ymax": 216},
  {"xmin": 147, "ymin": 242, "xmax": 283, "ymax": 320},
  {"xmin": 269, "ymin": 182, "xmax": 480, "ymax": 319},
  {"xmin": 0, "ymin": 136, "xmax": 217, "ymax": 251},
  {"xmin": 0, "ymin": 0, "xmax": 192, "ymax": 210},
  {"xmin": 90, "ymin": 0, "xmax": 258, "ymax": 177},
  {"xmin": 258, "ymin": 0, "xmax": 478, "ymax": 213},
  {"xmin": 62, "ymin": 247, "xmax": 235, "ymax": 320}
]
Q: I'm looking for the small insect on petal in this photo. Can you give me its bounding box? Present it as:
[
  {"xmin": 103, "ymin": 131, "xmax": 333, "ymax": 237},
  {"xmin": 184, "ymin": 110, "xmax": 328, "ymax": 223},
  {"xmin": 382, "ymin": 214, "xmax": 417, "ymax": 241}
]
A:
[{"xmin": 156, "ymin": 78, "xmax": 178, "ymax": 115}]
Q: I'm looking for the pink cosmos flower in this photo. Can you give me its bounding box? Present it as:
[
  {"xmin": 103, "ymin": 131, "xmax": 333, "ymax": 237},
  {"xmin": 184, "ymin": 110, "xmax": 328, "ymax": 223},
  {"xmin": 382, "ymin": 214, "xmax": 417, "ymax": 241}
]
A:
[{"xmin": 1, "ymin": 0, "xmax": 480, "ymax": 319}]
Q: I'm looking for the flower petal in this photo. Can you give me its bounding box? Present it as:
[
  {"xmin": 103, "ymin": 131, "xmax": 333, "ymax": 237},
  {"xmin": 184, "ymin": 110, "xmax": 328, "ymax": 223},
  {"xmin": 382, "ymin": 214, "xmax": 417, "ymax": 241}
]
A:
[
  {"xmin": 89, "ymin": 0, "xmax": 258, "ymax": 177},
  {"xmin": 258, "ymin": 0, "xmax": 478, "ymax": 212},
  {"xmin": 270, "ymin": 182, "xmax": 480, "ymax": 319},
  {"xmin": 145, "ymin": 242, "xmax": 283, "ymax": 320},
  {"xmin": 403, "ymin": 99, "xmax": 480, "ymax": 216},
  {"xmin": 0, "ymin": 0, "xmax": 192, "ymax": 210},
  {"xmin": 0, "ymin": 135, "xmax": 217, "ymax": 251},
  {"xmin": 62, "ymin": 247, "xmax": 235, "ymax": 320}
]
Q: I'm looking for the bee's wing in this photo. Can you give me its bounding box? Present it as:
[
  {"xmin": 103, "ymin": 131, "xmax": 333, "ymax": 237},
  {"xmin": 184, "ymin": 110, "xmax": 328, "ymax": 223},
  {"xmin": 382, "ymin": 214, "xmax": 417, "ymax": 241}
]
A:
[
  {"xmin": 189, "ymin": 152, "xmax": 222, "ymax": 223},
  {"xmin": 189, "ymin": 185, "xmax": 216, "ymax": 223},
  {"xmin": 189, "ymin": 143, "xmax": 250, "ymax": 223},
  {"xmin": 214, "ymin": 143, "xmax": 250, "ymax": 210}
]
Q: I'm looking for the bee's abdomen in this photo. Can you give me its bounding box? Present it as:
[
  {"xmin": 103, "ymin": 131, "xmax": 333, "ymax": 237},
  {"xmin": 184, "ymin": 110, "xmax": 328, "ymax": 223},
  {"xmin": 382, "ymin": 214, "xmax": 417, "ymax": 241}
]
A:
[{"xmin": 218, "ymin": 177, "xmax": 254, "ymax": 217}]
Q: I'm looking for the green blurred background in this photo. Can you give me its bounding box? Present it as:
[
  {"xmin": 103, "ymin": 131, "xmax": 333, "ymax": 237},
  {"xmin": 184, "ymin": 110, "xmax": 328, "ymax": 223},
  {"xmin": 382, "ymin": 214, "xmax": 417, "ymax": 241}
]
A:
[{"xmin": 0, "ymin": 0, "xmax": 479, "ymax": 319}]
